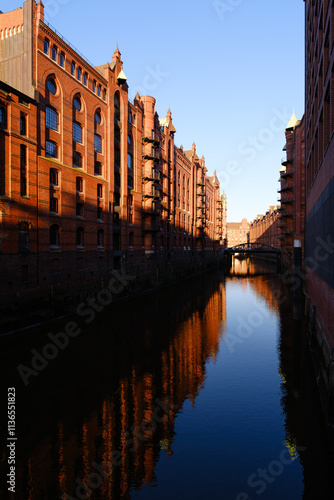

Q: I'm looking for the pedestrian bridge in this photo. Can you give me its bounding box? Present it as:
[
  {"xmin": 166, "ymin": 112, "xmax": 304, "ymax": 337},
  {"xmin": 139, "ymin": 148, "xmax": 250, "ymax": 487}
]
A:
[{"xmin": 226, "ymin": 243, "xmax": 280, "ymax": 255}]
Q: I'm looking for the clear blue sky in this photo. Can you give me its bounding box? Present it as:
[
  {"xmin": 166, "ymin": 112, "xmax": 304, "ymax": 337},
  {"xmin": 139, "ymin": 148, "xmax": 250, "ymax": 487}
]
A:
[{"xmin": 3, "ymin": 0, "xmax": 305, "ymax": 222}]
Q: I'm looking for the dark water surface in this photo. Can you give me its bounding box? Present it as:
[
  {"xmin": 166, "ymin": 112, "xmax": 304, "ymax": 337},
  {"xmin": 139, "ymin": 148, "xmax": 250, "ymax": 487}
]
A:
[{"xmin": 0, "ymin": 260, "xmax": 333, "ymax": 499}]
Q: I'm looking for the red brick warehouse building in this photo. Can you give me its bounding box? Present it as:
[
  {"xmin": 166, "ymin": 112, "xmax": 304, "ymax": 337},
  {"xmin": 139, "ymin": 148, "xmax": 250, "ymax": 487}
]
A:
[
  {"xmin": 0, "ymin": 0, "xmax": 227, "ymax": 307},
  {"xmin": 303, "ymin": 0, "xmax": 334, "ymax": 435},
  {"xmin": 279, "ymin": 111, "xmax": 305, "ymax": 270},
  {"xmin": 248, "ymin": 206, "xmax": 280, "ymax": 249}
]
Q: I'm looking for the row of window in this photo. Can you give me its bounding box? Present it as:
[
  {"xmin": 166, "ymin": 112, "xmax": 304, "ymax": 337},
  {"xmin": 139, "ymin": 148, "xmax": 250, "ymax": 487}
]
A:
[
  {"xmin": 17, "ymin": 222, "xmax": 105, "ymax": 250},
  {"xmin": 43, "ymin": 39, "xmax": 106, "ymax": 99}
]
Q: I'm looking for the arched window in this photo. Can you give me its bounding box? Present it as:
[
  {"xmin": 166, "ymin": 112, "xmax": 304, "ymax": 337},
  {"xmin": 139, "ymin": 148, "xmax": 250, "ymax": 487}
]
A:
[
  {"xmin": 97, "ymin": 229, "xmax": 104, "ymax": 248},
  {"xmin": 50, "ymin": 168, "xmax": 58, "ymax": 186},
  {"xmin": 76, "ymin": 227, "xmax": 84, "ymax": 248},
  {"xmin": 95, "ymin": 110, "xmax": 101, "ymax": 125},
  {"xmin": 73, "ymin": 96, "xmax": 81, "ymax": 112},
  {"xmin": 50, "ymin": 224, "xmax": 60, "ymax": 247},
  {"xmin": 47, "ymin": 78, "xmax": 57, "ymax": 95}
]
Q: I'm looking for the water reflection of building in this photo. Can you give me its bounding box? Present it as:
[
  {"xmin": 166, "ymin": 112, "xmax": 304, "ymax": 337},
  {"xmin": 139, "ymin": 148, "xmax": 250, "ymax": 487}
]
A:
[
  {"xmin": 9, "ymin": 274, "xmax": 226, "ymax": 499},
  {"xmin": 229, "ymin": 256, "xmax": 278, "ymax": 278}
]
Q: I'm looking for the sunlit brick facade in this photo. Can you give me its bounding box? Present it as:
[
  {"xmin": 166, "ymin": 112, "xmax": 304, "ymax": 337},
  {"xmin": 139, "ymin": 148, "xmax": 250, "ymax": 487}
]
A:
[
  {"xmin": 0, "ymin": 1, "xmax": 227, "ymax": 306},
  {"xmin": 226, "ymin": 219, "xmax": 249, "ymax": 247},
  {"xmin": 248, "ymin": 206, "xmax": 280, "ymax": 248}
]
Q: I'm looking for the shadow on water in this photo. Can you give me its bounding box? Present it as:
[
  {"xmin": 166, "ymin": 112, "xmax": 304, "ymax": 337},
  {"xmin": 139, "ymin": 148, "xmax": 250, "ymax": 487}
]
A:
[{"xmin": 0, "ymin": 263, "xmax": 333, "ymax": 499}]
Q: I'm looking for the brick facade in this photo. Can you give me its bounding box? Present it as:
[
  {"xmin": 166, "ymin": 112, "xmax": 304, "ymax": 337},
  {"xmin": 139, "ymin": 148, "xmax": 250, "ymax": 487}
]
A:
[
  {"xmin": 278, "ymin": 113, "xmax": 305, "ymax": 269},
  {"xmin": 248, "ymin": 206, "xmax": 280, "ymax": 248},
  {"xmin": 304, "ymin": 0, "xmax": 334, "ymax": 440},
  {"xmin": 0, "ymin": 1, "xmax": 227, "ymax": 306},
  {"xmin": 226, "ymin": 219, "xmax": 249, "ymax": 247}
]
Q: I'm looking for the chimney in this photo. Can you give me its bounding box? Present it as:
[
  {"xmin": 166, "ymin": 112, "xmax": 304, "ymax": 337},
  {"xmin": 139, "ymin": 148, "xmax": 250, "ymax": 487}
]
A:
[{"xmin": 37, "ymin": 0, "xmax": 44, "ymax": 22}]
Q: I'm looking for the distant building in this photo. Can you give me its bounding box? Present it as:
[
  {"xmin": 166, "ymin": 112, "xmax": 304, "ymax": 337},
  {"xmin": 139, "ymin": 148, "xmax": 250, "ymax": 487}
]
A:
[
  {"xmin": 226, "ymin": 219, "xmax": 249, "ymax": 247},
  {"xmin": 248, "ymin": 206, "xmax": 280, "ymax": 248}
]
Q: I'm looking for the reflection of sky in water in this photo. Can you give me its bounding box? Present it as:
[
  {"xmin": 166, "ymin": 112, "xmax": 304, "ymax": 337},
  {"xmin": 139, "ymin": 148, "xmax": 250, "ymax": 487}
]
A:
[{"xmin": 132, "ymin": 276, "xmax": 304, "ymax": 500}]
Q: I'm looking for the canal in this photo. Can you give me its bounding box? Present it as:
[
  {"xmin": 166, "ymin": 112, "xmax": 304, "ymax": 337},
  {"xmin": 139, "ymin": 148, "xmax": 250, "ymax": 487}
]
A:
[{"xmin": 0, "ymin": 259, "xmax": 333, "ymax": 499}]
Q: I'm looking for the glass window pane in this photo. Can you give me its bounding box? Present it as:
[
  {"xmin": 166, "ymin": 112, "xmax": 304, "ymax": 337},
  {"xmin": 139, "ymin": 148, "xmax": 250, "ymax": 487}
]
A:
[
  {"xmin": 94, "ymin": 134, "xmax": 102, "ymax": 153},
  {"xmin": 46, "ymin": 107, "xmax": 58, "ymax": 131},
  {"xmin": 73, "ymin": 98, "xmax": 81, "ymax": 111},
  {"xmin": 127, "ymin": 153, "xmax": 133, "ymax": 170},
  {"xmin": 47, "ymin": 79, "xmax": 56, "ymax": 95},
  {"xmin": 46, "ymin": 141, "xmax": 57, "ymax": 158},
  {"xmin": 73, "ymin": 122, "xmax": 82, "ymax": 143},
  {"xmin": 73, "ymin": 152, "xmax": 82, "ymax": 168}
]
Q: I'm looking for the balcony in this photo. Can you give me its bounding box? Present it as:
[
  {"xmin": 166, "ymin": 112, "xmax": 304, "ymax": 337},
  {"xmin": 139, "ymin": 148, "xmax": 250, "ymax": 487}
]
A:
[
  {"xmin": 278, "ymin": 186, "xmax": 293, "ymax": 193},
  {"xmin": 142, "ymin": 133, "xmax": 160, "ymax": 147},
  {"xmin": 142, "ymin": 150, "xmax": 160, "ymax": 163},
  {"xmin": 143, "ymin": 188, "xmax": 161, "ymax": 200},
  {"xmin": 142, "ymin": 170, "xmax": 161, "ymax": 183},
  {"xmin": 280, "ymin": 171, "xmax": 293, "ymax": 179}
]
